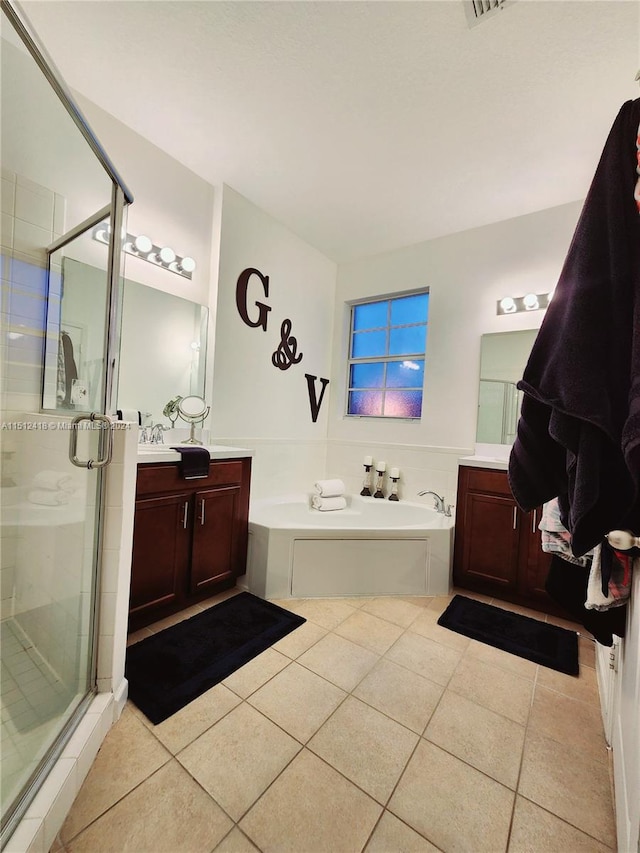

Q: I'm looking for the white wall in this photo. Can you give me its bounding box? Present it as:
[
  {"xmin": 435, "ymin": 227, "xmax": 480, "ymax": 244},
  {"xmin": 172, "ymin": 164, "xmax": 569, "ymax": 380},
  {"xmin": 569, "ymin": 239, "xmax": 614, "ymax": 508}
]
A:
[
  {"xmin": 326, "ymin": 200, "xmax": 583, "ymax": 507},
  {"xmin": 74, "ymin": 94, "xmax": 216, "ymax": 308},
  {"xmin": 211, "ymin": 185, "xmax": 337, "ymax": 499}
]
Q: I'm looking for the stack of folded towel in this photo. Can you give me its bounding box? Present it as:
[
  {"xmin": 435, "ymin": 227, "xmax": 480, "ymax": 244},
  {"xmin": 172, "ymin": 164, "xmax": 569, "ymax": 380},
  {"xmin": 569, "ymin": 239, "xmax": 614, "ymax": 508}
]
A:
[
  {"xmin": 28, "ymin": 470, "xmax": 77, "ymax": 506},
  {"xmin": 312, "ymin": 479, "xmax": 347, "ymax": 511}
]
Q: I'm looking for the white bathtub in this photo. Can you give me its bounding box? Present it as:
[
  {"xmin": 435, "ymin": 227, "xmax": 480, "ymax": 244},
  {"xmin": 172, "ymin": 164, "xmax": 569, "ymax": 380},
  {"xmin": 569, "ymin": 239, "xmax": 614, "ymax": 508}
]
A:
[{"xmin": 246, "ymin": 494, "xmax": 454, "ymax": 599}]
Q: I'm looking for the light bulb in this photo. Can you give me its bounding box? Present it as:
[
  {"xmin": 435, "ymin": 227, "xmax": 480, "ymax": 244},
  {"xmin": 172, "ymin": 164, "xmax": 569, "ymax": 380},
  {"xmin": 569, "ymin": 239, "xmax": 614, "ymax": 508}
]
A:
[
  {"xmin": 523, "ymin": 293, "xmax": 539, "ymax": 311},
  {"xmin": 499, "ymin": 297, "xmax": 516, "ymax": 314},
  {"xmin": 159, "ymin": 246, "xmax": 176, "ymax": 264},
  {"xmin": 180, "ymin": 256, "xmax": 196, "ymax": 273},
  {"xmin": 134, "ymin": 234, "xmax": 153, "ymax": 254}
]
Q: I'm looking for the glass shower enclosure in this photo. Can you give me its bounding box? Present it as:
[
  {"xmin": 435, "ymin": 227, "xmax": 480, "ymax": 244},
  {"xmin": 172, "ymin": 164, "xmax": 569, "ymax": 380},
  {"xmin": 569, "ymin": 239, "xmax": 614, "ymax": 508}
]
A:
[{"xmin": 0, "ymin": 1, "xmax": 132, "ymax": 840}]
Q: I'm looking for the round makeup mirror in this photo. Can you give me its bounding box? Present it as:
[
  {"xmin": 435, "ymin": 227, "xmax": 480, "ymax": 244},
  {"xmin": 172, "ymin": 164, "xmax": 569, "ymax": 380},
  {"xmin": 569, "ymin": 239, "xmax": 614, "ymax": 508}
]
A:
[{"xmin": 178, "ymin": 395, "xmax": 209, "ymax": 420}]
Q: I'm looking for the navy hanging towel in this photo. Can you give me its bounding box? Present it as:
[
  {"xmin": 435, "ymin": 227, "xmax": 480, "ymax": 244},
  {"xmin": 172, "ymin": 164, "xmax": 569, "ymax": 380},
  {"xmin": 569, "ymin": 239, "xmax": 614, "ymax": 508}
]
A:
[{"xmin": 170, "ymin": 446, "xmax": 211, "ymax": 479}]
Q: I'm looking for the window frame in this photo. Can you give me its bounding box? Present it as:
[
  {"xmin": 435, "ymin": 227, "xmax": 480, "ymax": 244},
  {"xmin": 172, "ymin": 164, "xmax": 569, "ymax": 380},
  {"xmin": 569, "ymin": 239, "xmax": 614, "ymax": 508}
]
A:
[{"xmin": 345, "ymin": 289, "xmax": 429, "ymax": 420}]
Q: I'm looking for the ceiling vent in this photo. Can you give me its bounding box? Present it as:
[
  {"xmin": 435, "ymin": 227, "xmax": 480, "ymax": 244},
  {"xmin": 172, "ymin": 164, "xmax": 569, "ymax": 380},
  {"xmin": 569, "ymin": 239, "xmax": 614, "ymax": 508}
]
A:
[{"xmin": 463, "ymin": 0, "xmax": 514, "ymax": 28}]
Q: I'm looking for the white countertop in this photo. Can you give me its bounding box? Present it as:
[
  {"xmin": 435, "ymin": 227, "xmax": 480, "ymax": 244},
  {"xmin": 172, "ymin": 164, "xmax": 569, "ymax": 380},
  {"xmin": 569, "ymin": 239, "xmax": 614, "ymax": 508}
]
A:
[
  {"xmin": 137, "ymin": 444, "xmax": 254, "ymax": 464},
  {"xmin": 458, "ymin": 454, "xmax": 509, "ymax": 472}
]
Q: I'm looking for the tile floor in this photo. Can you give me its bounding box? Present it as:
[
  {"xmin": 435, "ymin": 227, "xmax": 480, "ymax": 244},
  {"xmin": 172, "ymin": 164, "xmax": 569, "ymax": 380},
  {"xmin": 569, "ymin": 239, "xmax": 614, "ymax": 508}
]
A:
[{"xmin": 50, "ymin": 590, "xmax": 616, "ymax": 853}]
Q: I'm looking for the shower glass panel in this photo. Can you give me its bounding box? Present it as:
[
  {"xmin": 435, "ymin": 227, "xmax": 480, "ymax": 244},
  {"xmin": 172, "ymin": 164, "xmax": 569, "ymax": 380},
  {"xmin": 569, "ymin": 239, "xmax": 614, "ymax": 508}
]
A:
[{"xmin": 1, "ymin": 0, "xmax": 131, "ymax": 839}]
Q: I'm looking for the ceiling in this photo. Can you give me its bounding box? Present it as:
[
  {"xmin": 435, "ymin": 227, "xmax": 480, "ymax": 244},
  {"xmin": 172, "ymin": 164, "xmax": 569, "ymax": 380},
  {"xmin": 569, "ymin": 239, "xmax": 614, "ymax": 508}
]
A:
[{"xmin": 17, "ymin": 0, "xmax": 640, "ymax": 263}]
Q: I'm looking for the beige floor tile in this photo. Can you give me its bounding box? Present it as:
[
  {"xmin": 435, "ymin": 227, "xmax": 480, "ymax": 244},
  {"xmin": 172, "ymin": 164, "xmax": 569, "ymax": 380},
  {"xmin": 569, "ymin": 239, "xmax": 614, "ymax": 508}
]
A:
[
  {"xmin": 452, "ymin": 588, "xmax": 493, "ymax": 604},
  {"xmin": 389, "ymin": 740, "xmax": 514, "ymax": 853},
  {"xmin": 66, "ymin": 760, "xmax": 232, "ymax": 853},
  {"xmin": 537, "ymin": 662, "xmax": 600, "ymax": 706},
  {"xmin": 545, "ymin": 613, "xmax": 584, "ymax": 632},
  {"xmin": 518, "ymin": 731, "xmax": 616, "ymax": 847},
  {"xmin": 196, "ymin": 588, "xmax": 243, "ymax": 610},
  {"xmin": 247, "ymin": 661, "xmax": 346, "ymax": 742},
  {"xmin": 177, "ymin": 702, "xmax": 300, "ymax": 821},
  {"xmin": 138, "ymin": 683, "xmax": 241, "ymax": 754},
  {"xmin": 240, "ymin": 749, "xmax": 382, "ymax": 853},
  {"xmin": 493, "ymin": 600, "xmax": 548, "ymax": 621},
  {"xmin": 529, "ymin": 685, "xmax": 608, "ymax": 764},
  {"xmin": 308, "ymin": 696, "xmax": 419, "ymax": 803},
  {"xmin": 448, "ymin": 657, "xmax": 533, "ymax": 725},
  {"xmin": 397, "ymin": 595, "xmax": 435, "ymax": 608},
  {"xmin": 298, "ymin": 632, "xmax": 379, "ymax": 692},
  {"xmin": 424, "ymin": 690, "xmax": 525, "ymax": 789},
  {"xmin": 579, "ymin": 636, "xmax": 596, "ymax": 668},
  {"xmin": 213, "ymin": 827, "xmax": 260, "ymax": 852},
  {"xmin": 361, "ymin": 597, "xmax": 424, "ymax": 628},
  {"xmin": 222, "ymin": 648, "xmax": 290, "ymax": 698},
  {"xmin": 271, "ymin": 619, "xmax": 327, "ymax": 658},
  {"xmin": 463, "ymin": 638, "xmax": 538, "ymax": 680},
  {"xmin": 508, "ymin": 796, "xmax": 613, "ymax": 852},
  {"xmin": 385, "ymin": 631, "xmax": 462, "ymax": 686},
  {"xmin": 61, "ymin": 708, "xmax": 171, "ymax": 842},
  {"xmin": 425, "ymin": 594, "xmax": 454, "ymax": 615},
  {"xmin": 409, "ymin": 608, "xmax": 471, "ymax": 651},
  {"xmin": 354, "ymin": 658, "xmax": 444, "ymax": 734},
  {"xmin": 291, "ymin": 598, "xmax": 357, "ymax": 630},
  {"xmin": 333, "ymin": 596, "xmax": 376, "ymax": 608},
  {"xmin": 126, "ymin": 627, "xmax": 152, "ymax": 647},
  {"xmin": 146, "ymin": 604, "xmax": 204, "ymax": 634},
  {"xmin": 365, "ymin": 811, "xmax": 440, "ymax": 852},
  {"xmin": 334, "ymin": 609, "xmax": 404, "ymax": 655}
]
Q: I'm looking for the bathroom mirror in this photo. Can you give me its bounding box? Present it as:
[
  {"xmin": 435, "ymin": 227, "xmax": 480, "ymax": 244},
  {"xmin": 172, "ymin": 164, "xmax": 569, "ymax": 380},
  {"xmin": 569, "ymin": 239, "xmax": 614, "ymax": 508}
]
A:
[
  {"xmin": 476, "ymin": 330, "xmax": 538, "ymax": 445},
  {"xmin": 118, "ymin": 280, "xmax": 208, "ymax": 423},
  {"xmin": 48, "ymin": 259, "xmax": 208, "ymax": 421}
]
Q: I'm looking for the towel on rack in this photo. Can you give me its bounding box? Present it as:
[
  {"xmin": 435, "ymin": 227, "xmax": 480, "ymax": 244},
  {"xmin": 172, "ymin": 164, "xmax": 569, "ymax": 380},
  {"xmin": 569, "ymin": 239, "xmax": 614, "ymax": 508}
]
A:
[
  {"xmin": 32, "ymin": 471, "xmax": 76, "ymax": 493},
  {"xmin": 312, "ymin": 495, "xmax": 347, "ymax": 512},
  {"xmin": 170, "ymin": 446, "xmax": 210, "ymax": 479},
  {"xmin": 28, "ymin": 489, "xmax": 70, "ymax": 506},
  {"xmin": 508, "ymin": 98, "xmax": 640, "ymax": 558},
  {"xmin": 313, "ymin": 479, "xmax": 345, "ymax": 498}
]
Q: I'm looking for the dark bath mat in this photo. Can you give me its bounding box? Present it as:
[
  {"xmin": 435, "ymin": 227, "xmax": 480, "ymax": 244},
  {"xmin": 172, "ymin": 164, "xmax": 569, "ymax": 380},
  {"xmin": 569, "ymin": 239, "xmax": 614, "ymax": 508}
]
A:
[
  {"xmin": 437, "ymin": 595, "xmax": 579, "ymax": 676},
  {"xmin": 125, "ymin": 592, "xmax": 306, "ymax": 724}
]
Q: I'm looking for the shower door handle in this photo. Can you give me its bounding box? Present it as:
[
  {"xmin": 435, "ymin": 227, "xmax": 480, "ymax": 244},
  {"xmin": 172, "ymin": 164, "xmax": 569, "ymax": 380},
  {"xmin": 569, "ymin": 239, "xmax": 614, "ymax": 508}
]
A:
[{"xmin": 69, "ymin": 413, "xmax": 113, "ymax": 469}]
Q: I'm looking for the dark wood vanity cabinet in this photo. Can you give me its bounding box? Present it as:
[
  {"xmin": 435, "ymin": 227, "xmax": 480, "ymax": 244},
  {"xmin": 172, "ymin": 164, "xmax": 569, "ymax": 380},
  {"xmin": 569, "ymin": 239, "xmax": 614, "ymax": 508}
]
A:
[
  {"xmin": 128, "ymin": 458, "xmax": 251, "ymax": 631},
  {"xmin": 452, "ymin": 465, "xmax": 558, "ymax": 614}
]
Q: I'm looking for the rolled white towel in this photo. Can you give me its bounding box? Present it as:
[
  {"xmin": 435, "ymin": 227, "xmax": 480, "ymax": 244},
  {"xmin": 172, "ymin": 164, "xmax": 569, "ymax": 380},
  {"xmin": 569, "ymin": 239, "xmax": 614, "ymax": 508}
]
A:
[
  {"xmin": 313, "ymin": 478, "xmax": 346, "ymax": 498},
  {"xmin": 32, "ymin": 470, "xmax": 76, "ymax": 493},
  {"xmin": 312, "ymin": 495, "xmax": 347, "ymax": 512},
  {"xmin": 28, "ymin": 489, "xmax": 70, "ymax": 506}
]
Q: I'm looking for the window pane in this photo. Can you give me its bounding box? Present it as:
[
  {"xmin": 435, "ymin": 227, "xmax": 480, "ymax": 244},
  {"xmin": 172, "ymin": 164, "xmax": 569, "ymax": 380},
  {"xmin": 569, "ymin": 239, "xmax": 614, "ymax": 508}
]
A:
[
  {"xmin": 389, "ymin": 325, "xmax": 426, "ymax": 355},
  {"xmin": 352, "ymin": 329, "xmax": 387, "ymax": 358},
  {"xmin": 348, "ymin": 390, "xmax": 383, "ymax": 416},
  {"xmin": 383, "ymin": 390, "xmax": 422, "ymax": 418},
  {"xmin": 353, "ymin": 300, "xmax": 388, "ymax": 331},
  {"xmin": 350, "ymin": 362, "xmax": 384, "ymax": 389},
  {"xmin": 390, "ymin": 293, "xmax": 429, "ymax": 326},
  {"xmin": 386, "ymin": 359, "xmax": 424, "ymax": 388}
]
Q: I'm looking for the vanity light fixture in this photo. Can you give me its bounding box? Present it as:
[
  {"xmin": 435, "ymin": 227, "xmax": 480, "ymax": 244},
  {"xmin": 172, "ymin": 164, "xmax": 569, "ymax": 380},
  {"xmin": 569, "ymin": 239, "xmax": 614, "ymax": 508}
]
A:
[
  {"xmin": 496, "ymin": 291, "xmax": 551, "ymax": 316},
  {"xmin": 92, "ymin": 223, "xmax": 196, "ymax": 280}
]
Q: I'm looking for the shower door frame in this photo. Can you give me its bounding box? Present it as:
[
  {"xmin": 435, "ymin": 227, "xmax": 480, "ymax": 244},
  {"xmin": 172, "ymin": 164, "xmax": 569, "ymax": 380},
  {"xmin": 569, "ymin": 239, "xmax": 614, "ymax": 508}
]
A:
[{"xmin": 1, "ymin": 0, "xmax": 133, "ymax": 843}]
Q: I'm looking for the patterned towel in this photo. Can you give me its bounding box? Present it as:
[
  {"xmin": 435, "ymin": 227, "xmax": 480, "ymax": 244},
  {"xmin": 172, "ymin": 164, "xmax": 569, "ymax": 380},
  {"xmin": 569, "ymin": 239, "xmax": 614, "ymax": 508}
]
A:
[
  {"xmin": 585, "ymin": 543, "xmax": 633, "ymax": 610},
  {"xmin": 539, "ymin": 499, "xmax": 592, "ymax": 567}
]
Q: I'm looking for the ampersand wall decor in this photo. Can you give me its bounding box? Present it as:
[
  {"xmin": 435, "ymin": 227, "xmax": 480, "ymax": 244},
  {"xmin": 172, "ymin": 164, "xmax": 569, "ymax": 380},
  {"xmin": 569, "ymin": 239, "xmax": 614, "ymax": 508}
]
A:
[
  {"xmin": 271, "ymin": 318, "xmax": 303, "ymax": 370},
  {"xmin": 236, "ymin": 267, "xmax": 330, "ymax": 422}
]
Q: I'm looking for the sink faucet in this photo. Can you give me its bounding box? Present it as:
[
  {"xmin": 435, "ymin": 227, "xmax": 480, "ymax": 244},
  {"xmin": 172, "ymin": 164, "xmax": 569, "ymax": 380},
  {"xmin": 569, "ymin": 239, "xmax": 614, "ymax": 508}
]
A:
[
  {"xmin": 149, "ymin": 424, "xmax": 166, "ymax": 445},
  {"xmin": 418, "ymin": 490, "xmax": 452, "ymax": 517}
]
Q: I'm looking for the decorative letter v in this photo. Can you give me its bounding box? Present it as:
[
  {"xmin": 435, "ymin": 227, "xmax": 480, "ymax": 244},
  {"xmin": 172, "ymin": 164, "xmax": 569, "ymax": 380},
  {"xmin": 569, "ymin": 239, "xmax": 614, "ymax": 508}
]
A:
[{"xmin": 305, "ymin": 374, "xmax": 330, "ymax": 423}]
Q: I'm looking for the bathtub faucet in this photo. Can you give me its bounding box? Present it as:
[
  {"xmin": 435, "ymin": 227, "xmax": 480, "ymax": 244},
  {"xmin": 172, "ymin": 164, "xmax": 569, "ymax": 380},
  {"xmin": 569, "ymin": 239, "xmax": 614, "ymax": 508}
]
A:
[{"xmin": 418, "ymin": 490, "xmax": 452, "ymax": 517}]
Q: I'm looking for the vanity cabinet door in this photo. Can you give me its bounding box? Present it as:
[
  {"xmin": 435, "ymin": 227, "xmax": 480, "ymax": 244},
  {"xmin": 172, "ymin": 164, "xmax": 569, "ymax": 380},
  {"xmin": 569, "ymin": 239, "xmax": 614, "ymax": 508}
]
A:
[
  {"xmin": 453, "ymin": 469, "xmax": 520, "ymax": 591},
  {"xmin": 453, "ymin": 466, "xmax": 560, "ymax": 615},
  {"xmin": 518, "ymin": 507, "xmax": 553, "ymax": 604},
  {"xmin": 129, "ymin": 492, "xmax": 191, "ymax": 622},
  {"xmin": 190, "ymin": 485, "xmax": 241, "ymax": 593}
]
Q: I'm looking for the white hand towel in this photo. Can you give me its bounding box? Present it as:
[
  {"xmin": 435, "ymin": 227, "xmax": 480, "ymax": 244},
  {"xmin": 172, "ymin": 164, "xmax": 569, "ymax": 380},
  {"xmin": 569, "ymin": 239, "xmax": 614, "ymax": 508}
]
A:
[
  {"xmin": 312, "ymin": 495, "xmax": 347, "ymax": 511},
  {"xmin": 32, "ymin": 471, "xmax": 76, "ymax": 493},
  {"xmin": 28, "ymin": 489, "xmax": 70, "ymax": 506},
  {"xmin": 313, "ymin": 478, "xmax": 346, "ymax": 497}
]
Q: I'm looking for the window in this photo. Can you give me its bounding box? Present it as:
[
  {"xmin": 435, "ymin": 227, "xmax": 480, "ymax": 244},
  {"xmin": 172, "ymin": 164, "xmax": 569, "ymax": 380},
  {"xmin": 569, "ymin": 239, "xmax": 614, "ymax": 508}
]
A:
[{"xmin": 347, "ymin": 291, "xmax": 429, "ymax": 418}]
